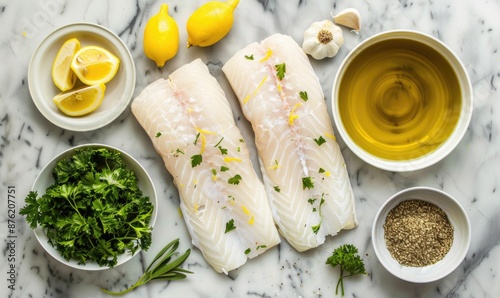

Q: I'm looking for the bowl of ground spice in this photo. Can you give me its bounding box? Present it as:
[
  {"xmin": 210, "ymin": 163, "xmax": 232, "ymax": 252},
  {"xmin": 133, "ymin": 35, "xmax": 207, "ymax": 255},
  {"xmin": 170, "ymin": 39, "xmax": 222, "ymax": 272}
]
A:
[{"xmin": 372, "ymin": 187, "xmax": 471, "ymax": 283}]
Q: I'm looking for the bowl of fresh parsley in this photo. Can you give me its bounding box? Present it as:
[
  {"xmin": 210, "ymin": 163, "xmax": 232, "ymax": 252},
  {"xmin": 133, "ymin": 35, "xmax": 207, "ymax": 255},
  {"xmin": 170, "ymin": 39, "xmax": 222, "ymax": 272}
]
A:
[{"xmin": 20, "ymin": 144, "xmax": 157, "ymax": 270}]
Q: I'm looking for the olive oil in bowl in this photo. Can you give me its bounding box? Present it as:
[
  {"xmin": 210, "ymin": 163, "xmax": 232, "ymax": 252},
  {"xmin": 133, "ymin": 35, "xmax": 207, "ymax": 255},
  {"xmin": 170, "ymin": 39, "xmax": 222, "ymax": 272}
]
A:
[{"xmin": 336, "ymin": 34, "xmax": 462, "ymax": 163}]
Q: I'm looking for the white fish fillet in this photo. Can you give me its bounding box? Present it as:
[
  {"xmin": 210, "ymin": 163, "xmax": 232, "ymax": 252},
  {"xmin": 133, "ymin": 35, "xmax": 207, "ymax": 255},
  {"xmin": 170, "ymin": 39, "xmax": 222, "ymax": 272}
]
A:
[
  {"xmin": 131, "ymin": 59, "xmax": 280, "ymax": 273},
  {"xmin": 222, "ymin": 34, "xmax": 357, "ymax": 252}
]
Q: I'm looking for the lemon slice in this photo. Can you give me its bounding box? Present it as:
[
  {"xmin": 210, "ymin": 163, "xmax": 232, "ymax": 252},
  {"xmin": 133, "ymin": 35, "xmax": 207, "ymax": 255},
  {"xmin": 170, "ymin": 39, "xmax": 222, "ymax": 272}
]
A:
[
  {"xmin": 52, "ymin": 38, "xmax": 81, "ymax": 91},
  {"xmin": 53, "ymin": 84, "xmax": 106, "ymax": 116},
  {"xmin": 70, "ymin": 46, "xmax": 120, "ymax": 85}
]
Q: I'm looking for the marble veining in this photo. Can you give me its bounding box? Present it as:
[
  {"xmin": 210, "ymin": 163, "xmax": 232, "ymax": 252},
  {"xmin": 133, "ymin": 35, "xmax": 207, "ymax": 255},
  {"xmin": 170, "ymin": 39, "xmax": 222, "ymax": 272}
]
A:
[{"xmin": 1, "ymin": 0, "xmax": 499, "ymax": 297}]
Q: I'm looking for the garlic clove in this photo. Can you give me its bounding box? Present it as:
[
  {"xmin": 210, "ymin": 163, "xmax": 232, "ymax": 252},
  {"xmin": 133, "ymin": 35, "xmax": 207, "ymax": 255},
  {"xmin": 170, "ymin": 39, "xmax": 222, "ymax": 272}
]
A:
[{"xmin": 332, "ymin": 8, "xmax": 362, "ymax": 33}]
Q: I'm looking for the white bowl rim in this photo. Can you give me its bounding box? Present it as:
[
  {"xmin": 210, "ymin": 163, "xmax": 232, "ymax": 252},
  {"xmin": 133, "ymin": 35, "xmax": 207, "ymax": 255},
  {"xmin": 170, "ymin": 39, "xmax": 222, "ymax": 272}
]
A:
[
  {"xmin": 371, "ymin": 186, "xmax": 471, "ymax": 283},
  {"xmin": 31, "ymin": 143, "xmax": 158, "ymax": 271},
  {"xmin": 331, "ymin": 29, "xmax": 473, "ymax": 172},
  {"xmin": 28, "ymin": 22, "xmax": 136, "ymax": 132}
]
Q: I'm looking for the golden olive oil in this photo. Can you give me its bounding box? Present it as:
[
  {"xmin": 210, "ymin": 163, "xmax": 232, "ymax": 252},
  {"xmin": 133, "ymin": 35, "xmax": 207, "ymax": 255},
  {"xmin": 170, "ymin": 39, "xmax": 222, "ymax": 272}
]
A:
[{"xmin": 338, "ymin": 38, "xmax": 462, "ymax": 161}]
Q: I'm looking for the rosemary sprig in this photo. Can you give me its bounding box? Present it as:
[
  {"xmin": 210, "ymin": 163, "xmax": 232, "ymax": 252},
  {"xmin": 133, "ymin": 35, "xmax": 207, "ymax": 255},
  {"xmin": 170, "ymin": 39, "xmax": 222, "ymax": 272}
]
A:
[{"xmin": 101, "ymin": 238, "xmax": 192, "ymax": 296}]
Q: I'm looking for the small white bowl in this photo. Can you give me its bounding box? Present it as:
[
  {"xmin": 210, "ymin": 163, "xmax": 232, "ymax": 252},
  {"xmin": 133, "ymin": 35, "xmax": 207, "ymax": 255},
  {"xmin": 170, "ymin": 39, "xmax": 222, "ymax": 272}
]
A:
[
  {"xmin": 30, "ymin": 144, "xmax": 157, "ymax": 270},
  {"xmin": 372, "ymin": 187, "xmax": 471, "ymax": 283},
  {"xmin": 28, "ymin": 23, "xmax": 136, "ymax": 131},
  {"xmin": 331, "ymin": 30, "xmax": 473, "ymax": 172}
]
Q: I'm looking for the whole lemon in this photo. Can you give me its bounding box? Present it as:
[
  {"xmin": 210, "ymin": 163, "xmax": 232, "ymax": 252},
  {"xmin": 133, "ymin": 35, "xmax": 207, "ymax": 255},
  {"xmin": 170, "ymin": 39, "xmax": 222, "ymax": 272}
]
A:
[
  {"xmin": 186, "ymin": 0, "xmax": 239, "ymax": 48},
  {"xmin": 144, "ymin": 4, "xmax": 179, "ymax": 68}
]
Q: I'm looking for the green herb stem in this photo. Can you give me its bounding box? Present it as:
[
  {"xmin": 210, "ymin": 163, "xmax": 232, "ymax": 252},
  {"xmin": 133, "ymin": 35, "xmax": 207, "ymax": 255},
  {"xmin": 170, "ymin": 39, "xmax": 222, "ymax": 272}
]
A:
[{"xmin": 101, "ymin": 239, "xmax": 192, "ymax": 296}]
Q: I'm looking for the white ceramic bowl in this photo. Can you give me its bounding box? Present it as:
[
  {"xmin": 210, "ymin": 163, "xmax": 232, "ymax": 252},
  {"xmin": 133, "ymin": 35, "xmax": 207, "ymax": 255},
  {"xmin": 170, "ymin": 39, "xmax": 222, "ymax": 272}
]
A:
[
  {"xmin": 331, "ymin": 30, "xmax": 473, "ymax": 172},
  {"xmin": 28, "ymin": 23, "xmax": 136, "ymax": 131},
  {"xmin": 30, "ymin": 144, "xmax": 157, "ymax": 270},
  {"xmin": 371, "ymin": 187, "xmax": 471, "ymax": 283}
]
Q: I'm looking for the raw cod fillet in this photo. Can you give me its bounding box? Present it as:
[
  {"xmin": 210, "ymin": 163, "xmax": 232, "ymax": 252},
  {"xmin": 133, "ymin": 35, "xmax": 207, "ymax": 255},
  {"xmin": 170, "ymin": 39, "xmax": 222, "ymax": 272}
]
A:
[
  {"xmin": 222, "ymin": 34, "xmax": 358, "ymax": 252},
  {"xmin": 131, "ymin": 59, "xmax": 280, "ymax": 273}
]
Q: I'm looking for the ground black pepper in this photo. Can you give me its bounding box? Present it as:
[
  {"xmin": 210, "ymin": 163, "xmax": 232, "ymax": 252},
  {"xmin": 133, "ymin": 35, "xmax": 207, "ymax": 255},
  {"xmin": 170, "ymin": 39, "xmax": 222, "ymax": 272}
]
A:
[{"xmin": 383, "ymin": 199, "xmax": 454, "ymax": 267}]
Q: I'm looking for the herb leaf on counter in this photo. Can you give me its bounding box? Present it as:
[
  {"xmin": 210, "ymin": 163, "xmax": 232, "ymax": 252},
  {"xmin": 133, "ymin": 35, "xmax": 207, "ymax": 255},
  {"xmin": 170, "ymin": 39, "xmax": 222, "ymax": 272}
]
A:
[
  {"xmin": 326, "ymin": 244, "xmax": 367, "ymax": 296},
  {"xmin": 101, "ymin": 238, "xmax": 192, "ymax": 296},
  {"xmin": 19, "ymin": 147, "xmax": 153, "ymax": 267}
]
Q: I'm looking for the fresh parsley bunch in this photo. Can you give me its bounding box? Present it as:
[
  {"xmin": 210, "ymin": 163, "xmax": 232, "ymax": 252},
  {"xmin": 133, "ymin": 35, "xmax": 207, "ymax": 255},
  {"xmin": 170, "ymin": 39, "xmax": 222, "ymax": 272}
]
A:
[
  {"xmin": 326, "ymin": 244, "xmax": 367, "ymax": 296},
  {"xmin": 20, "ymin": 147, "xmax": 154, "ymax": 267}
]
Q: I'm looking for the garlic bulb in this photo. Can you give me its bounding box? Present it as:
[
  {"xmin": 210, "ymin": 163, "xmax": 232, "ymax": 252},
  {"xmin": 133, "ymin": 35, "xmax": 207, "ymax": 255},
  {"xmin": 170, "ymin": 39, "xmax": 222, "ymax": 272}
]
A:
[
  {"xmin": 333, "ymin": 8, "xmax": 362, "ymax": 33},
  {"xmin": 302, "ymin": 20, "xmax": 344, "ymax": 60}
]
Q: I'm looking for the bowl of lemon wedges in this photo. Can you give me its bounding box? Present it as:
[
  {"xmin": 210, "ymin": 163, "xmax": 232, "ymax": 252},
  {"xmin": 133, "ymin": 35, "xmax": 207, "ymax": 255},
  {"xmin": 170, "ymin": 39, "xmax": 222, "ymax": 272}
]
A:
[{"xmin": 28, "ymin": 23, "xmax": 136, "ymax": 131}]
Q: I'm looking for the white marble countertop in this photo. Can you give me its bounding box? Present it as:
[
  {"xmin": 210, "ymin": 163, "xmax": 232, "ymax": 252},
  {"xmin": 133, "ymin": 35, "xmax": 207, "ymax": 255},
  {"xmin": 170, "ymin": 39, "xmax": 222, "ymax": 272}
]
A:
[{"xmin": 1, "ymin": 0, "xmax": 499, "ymax": 297}]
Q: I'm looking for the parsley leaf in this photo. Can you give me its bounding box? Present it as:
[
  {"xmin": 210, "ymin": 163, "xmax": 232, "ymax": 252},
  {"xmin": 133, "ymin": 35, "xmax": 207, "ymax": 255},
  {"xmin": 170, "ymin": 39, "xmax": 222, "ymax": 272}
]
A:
[
  {"xmin": 299, "ymin": 91, "xmax": 308, "ymax": 101},
  {"xmin": 225, "ymin": 219, "xmax": 236, "ymax": 233},
  {"xmin": 228, "ymin": 174, "xmax": 242, "ymax": 185},
  {"xmin": 314, "ymin": 136, "xmax": 327, "ymax": 146},
  {"xmin": 218, "ymin": 146, "xmax": 228, "ymax": 155},
  {"xmin": 302, "ymin": 177, "xmax": 314, "ymax": 190},
  {"xmin": 191, "ymin": 154, "xmax": 203, "ymax": 167},
  {"xmin": 274, "ymin": 186, "xmax": 281, "ymax": 193},
  {"xmin": 275, "ymin": 63, "xmax": 286, "ymax": 80},
  {"xmin": 220, "ymin": 166, "xmax": 229, "ymax": 172},
  {"xmin": 326, "ymin": 244, "xmax": 367, "ymax": 296},
  {"xmin": 244, "ymin": 54, "xmax": 254, "ymax": 60},
  {"xmin": 155, "ymin": 132, "xmax": 162, "ymax": 138}
]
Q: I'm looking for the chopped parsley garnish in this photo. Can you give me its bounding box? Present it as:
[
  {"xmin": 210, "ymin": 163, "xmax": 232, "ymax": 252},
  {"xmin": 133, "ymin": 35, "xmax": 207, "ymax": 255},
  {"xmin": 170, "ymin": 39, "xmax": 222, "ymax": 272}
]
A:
[
  {"xmin": 314, "ymin": 136, "xmax": 326, "ymax": 146},
  {"xmin": 155, "ymin": 132, "xmax": 162, "ymax": 138},
  {"xmin": 220, "ymin": 166, "xmax": 229, "ymax": 172},
  {"xmin": 302, "ymin": 177, "xmax": 314, "ymax": 190},
  {"xmin": 173, "ymin": 148, "xmax": 185, "ymax": 157},
  {"xmin": 245, "ymin": 248, "xmax": 251, "ymax": 254},
  {"xmin": 312, "ymin": 223, "xmax": 321, "ymax": 234},
  {"xmin": 308, "ymin": 198, "xmax": 317, "ymax": 205},
  {"xmin": 228, "ymin": 174, "xmax": 242, "ymax": 185},
  {"xmin": 218, "ymin": 146, "xmax": 228, "ymax": 155},
  {"xmin": 190, "ymin": 154, "xmax": 202, "ymax": 167},
  {"xmin": 211, "ymin": 169, "xmax": 217, "ymax": 176},
  {"xmin": 274, "ymin": 186, "xmax": 281, "ymax": 193},
  {"xmin": 214, "ymin": 137, "xmax": 224, "ymax": 147},
  {"xmin": 275, "ymin": 63, "xmax": 286, "ymax": 80},
  {"xmin": 19, "ymin": 147, "xmax": 153, "ymax": 268},
  {"xmin": 225, "ymin": 219, "xmax": 236, "ymax": 233},
  {"xmin": 193, "ymin": 132, "xmax": 201, "ymax": 145},
  {"xmin": 319, "ymin": 168, "xmax": 326, "ymax": 173},
  {"xmin": 256, "ymin": 245, "xmax": 267, "ymax": 250},
  {"xmin": 299, "ymin": 91, "xmax": 308, "ymax": 101},
  {"xmin": 239, "ymin": 139, "xmax": 245, "ymax": 143},
  {"xmin": 244, "ymin": 54, "xmax": 254, "ymax": 60},
  {"xmin": 311, "ymin": 197, "xmax": 326, "ymax": 234}
]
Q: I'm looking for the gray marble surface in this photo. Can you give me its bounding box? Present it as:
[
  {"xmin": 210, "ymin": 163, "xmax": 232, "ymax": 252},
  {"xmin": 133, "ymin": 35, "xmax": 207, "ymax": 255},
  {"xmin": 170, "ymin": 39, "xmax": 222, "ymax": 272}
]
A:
[{"xmin": 1, "ymin": 0, "xmax": 499, "ymax": 297}]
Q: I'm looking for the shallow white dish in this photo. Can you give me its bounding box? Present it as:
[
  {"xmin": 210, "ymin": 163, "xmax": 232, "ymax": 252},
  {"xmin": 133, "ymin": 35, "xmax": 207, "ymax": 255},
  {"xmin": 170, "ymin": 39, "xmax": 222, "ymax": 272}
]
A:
[
  {"xmin": 31, "ymin": 144, "xmax": 157, "ymax": 271},
  {"xmin": 28, "ymin": 23, "xmax": 136, "ymax": 131},
  {"xmin": 371, "ymin": 187, "xmax": 471, "ymax": 283},
  {"xmin": 331, "ymin": 30, "xmax": 473, "ymax": 172}
]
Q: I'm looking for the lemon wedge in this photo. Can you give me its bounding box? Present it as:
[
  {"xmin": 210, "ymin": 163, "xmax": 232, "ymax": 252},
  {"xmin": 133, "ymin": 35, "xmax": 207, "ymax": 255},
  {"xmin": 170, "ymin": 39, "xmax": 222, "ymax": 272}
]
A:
[
  {"xmin": 70, "ymin": 46, "xmax": 120, "ymax": 85},
  {"xmin": 53, "ymin": 84, "xmax": 106, "ymax": 116},
  {"xmin": 52, "ymin": 38, "xmax": 81, "ymax": 91}
]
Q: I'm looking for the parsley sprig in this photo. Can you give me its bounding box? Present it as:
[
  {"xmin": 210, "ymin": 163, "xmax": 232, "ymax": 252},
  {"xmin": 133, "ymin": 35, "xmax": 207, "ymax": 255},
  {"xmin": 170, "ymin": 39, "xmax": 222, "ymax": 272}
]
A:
[
  {"xmin": 101, "ymin": 238, "xmax": 192, "ymax": 296},
  {"xmin": 326, "ymin": 244, "xmax": 367, "ymax": 296},
  {"xmin": 19, "ymin": 148, "xmax": 154, "ymax": 267}
]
